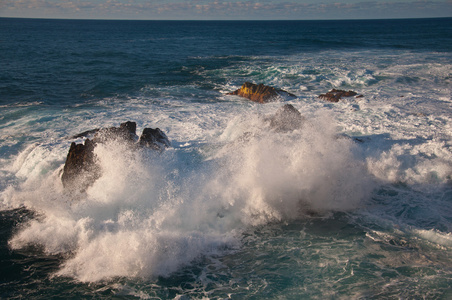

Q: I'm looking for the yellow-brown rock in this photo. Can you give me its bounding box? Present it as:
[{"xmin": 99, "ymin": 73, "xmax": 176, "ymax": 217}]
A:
[{"xmin": 227, "ymin": 82, "xmax": 294, "ymax": 103}]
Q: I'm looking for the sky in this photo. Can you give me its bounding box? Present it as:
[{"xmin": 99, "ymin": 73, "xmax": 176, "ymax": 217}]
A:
[{"xmin": 1, "ymin": 0, "xmax": 451, "ymax": 20}]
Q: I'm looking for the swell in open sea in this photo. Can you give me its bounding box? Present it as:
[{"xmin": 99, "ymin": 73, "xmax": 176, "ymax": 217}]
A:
[{"xmin": 1, "ymin": 18, "xmax": 452, "ymax": 299}]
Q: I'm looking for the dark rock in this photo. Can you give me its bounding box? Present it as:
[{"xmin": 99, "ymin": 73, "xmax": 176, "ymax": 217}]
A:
[
  {"xmin": 93, "ymin": 121, "xmax": 138, "ymax": 144},
  {"xmin": 319, "ymin": 89, "xmax": 359, "ymax": 102},
  {"xmin": 227, "ymin": 82, "xmax": 295, "ymax": 103},
  {"xmin": 138, "ymin": 128, "xmax": 171, "ymax": 151},
  {"xmin": 61, "ymin": 139, "xmax": 100, "ymax": 190},
  {"xmin": 71, "ymin": 121, "xmax": 137, "ymax": 141},
  {"xmin": 267, "ymin": 104, "xmax": 304, "ymax": 132}
]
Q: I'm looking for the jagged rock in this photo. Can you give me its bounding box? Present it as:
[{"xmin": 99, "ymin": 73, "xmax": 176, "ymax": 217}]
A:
[
  {"xmin": 93, "ymin": 121, "xmax": 138, "ymax": 144},
  {"xmin": 266, "ymin": 104, "xmax": 304, "ymax": 132},
  {"xmin": 61, "ymin": 139, "xmax": 99, "ymax": 190},
  {"xmin": 62, "ymin": 121, "xmax": 170, "ymax": 191},
  {"xmin": 70, "ymin": 121, "xmax": 138, "ymax": 141},
  {"xmin": 138, "ymin": 128, "xmax": 171, "ymax": 151},
  {"xmin": 227, "ymin": 82, "xmax": 295, "ymax": 103},
  {"xmin": 319, "ymin": 89, "xmax": 359, "ymax": 102}
]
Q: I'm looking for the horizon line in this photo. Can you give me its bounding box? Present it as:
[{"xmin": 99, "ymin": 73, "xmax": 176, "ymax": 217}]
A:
[{"xmin": 1, "ymin": 16, "xmax": 451, "ymax": 22}]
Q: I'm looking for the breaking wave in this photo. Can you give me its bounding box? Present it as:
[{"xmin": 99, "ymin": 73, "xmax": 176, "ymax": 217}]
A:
[{"xmin": 4, "ymin": 110, "xmax": 374, "ymax": 282}]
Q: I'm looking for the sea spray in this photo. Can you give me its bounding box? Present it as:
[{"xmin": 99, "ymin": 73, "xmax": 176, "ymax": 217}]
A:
[
  {"xmin": 209, "ymin": 110, "xmax": 375, "ymax": 219},
  {"xmin": 8, "ymin": 142, "xmax": 238, "ymax": 281},
  {"xmin": 366, "ymin": 140, "xmax": 452, "ymax": 185},
  {"xmin": 5, "ymin": 110, "xmax": 376, "ymax": 281}
]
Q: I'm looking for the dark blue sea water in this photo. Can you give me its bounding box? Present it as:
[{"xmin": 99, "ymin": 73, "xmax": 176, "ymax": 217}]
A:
[{"xmin": 1, "ymin": 18, "xmax": 452, "ymax": 299}]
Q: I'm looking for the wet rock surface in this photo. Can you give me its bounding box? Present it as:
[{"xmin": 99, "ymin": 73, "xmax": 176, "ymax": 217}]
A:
[
  {"xmin": 61, "ymin": 139, "xmax": 99, "ymax": 190},
  {"xmin": 139, "ymin": 128, "xmax": 171, "ymax": 151}
]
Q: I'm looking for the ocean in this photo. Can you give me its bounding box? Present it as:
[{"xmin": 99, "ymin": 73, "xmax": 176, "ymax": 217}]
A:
[{"xmin": 0, "ymin": 17, "xmax": 451, "ymax": 299}]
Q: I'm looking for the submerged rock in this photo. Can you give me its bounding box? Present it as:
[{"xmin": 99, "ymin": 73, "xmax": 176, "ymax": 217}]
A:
[
  {"xmin": 62, "ymin": 121, "xmax": 170, "ymax": 191},
  {"xmin": 266, "ymin": 104, "xmax": 304, "ymax": 132},
  {"xmin": 227, "ymin": 82, "xmax": 295, "ymax": 103},
  {"xmin": 318, "ymin": 89, "xmax": 359, "ymax": 102},
  {"xmin": 238, "ymin": 104, "xmax": 305, "ymax": 143}
]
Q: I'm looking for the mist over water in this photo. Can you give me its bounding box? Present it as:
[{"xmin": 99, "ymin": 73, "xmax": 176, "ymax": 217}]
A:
[{"xmin": 1, "ymin": 18, "xmax": 451, "ymax": 298}]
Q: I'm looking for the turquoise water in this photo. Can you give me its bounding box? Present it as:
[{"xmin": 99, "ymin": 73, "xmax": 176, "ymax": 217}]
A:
[{"xmin": 1, "ymin": 18, "xmax": 451, "ymax": 299}]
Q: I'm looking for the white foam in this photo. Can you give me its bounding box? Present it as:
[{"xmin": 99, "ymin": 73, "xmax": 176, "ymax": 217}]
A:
[
  {"xmin": 413, "ymin": 229, "xmax": 452, "ymax": 248},
  {"xmin": 4, "ymin": 108, "xmax": 376, "ymax": 281}
]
